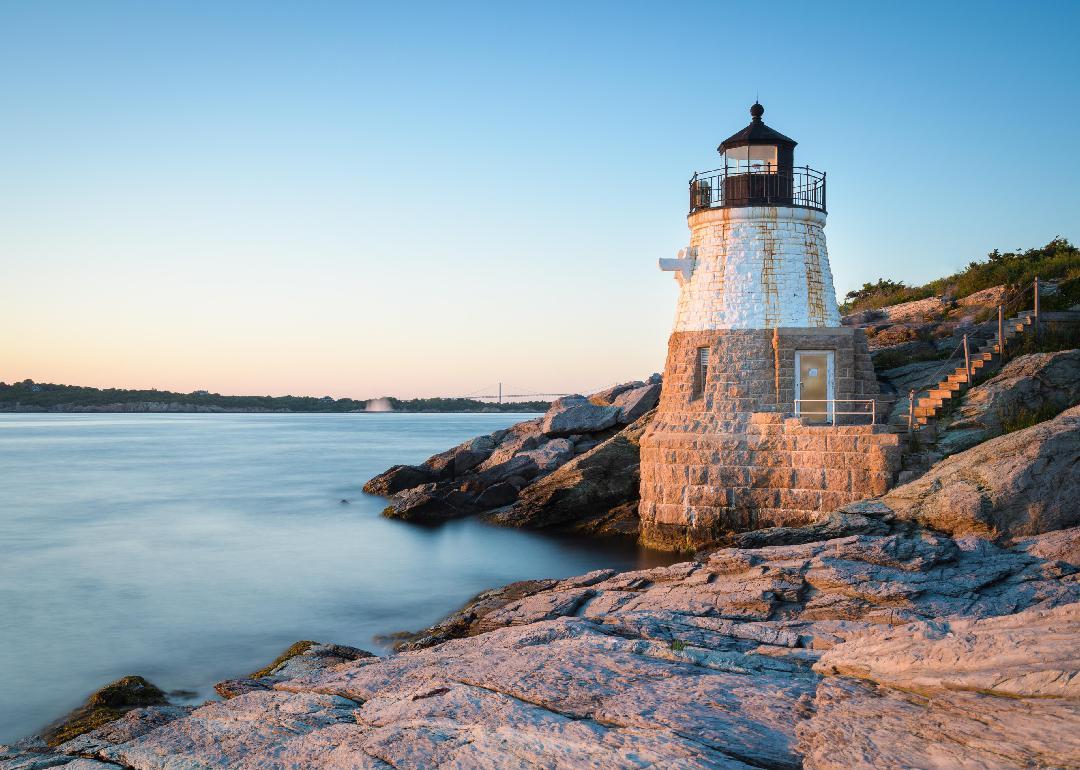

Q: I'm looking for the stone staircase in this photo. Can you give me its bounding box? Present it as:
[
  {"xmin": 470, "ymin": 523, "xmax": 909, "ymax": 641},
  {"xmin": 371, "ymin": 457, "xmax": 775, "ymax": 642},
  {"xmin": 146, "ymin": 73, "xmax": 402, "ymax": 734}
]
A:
[
  {"xmin": 915, "ymin": 310, "xmax": 1035, "ymax": 427},
  {"xmin": 888, "ymin": 310, "xmax": 1037, "ymax": 436},
  {"xmin": 887, "ymin": 309, "xmax": 1039, "ymax": 482}
]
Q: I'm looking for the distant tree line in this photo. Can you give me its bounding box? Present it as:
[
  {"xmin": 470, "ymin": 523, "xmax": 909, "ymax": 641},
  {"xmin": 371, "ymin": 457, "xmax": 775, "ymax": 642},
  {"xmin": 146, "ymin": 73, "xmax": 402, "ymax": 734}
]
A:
[
  {"xmin": 0, "ymin": 381, "xmax": 549, "ymax": 413},
  {"xmin": 841, "ymin": 237, "xmax": 1080, "ymax": 314}
]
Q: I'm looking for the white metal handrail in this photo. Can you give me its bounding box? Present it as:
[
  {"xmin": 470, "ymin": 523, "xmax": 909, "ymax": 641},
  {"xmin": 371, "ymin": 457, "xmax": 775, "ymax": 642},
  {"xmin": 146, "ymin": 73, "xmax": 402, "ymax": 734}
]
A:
[{"xmin": 793, "ymin": 398, "xmax": 876, "ymax": 424}]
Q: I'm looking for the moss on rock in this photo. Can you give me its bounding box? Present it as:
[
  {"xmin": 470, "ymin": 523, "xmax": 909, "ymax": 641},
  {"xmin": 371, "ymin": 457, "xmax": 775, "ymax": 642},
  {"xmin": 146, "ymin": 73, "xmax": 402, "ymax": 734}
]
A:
[
  {"xmin": 249, "ymin": 640, "xmax": 316, "ymax": 679},
  {"xmin": 42, "ymin": 675, "xmax": 168, "ymax": 747}
]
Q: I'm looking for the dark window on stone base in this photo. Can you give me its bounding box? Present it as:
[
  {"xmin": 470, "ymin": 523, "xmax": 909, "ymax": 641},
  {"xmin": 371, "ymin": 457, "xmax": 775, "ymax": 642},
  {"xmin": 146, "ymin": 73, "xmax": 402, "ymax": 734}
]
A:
[{"xmin": 693, "ymin": 347, "xmax": 709, "ymax": 399}]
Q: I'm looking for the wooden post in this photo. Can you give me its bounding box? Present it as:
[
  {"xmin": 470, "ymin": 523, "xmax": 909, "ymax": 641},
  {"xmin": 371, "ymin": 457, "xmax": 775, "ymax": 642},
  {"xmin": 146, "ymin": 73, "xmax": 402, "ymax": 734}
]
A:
[
  {"xmin": 963, "ymin": 334, "xmax": 970, "ymax": 378},
  {"xmin": 998, "ymin": 305, "xmax": 1005, "ymax": 357},
  {"xmin": 908, "ymin": 389, "xmax": 915, "ymax": 431},
  {"xmin": 1034, "ymin": 275, "xmax": 1040, "ymax": 346}
]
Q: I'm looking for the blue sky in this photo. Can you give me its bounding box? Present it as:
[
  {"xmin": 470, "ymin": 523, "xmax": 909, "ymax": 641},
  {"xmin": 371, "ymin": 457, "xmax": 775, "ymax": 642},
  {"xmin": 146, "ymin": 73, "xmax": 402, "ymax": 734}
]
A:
[{"xmin": 2, "ymin": 1, "xmax": 1078, "ymax": 397}]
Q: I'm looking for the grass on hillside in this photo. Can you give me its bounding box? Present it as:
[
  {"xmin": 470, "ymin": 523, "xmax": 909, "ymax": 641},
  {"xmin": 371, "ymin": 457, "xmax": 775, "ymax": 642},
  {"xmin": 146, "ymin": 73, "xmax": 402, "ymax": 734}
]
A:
[
  {"xmin": 841, "ymin": 237, "xmax": 1080, "ymax": 314},
  {"xmin": 1000, "ymin": 402, "xmax": 1066, "ymax": 435}
]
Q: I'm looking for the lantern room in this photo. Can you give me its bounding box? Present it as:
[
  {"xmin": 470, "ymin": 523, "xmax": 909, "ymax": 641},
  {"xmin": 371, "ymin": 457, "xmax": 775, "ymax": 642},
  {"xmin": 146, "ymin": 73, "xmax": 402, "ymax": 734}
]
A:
[
  {"xmin": 690, "ymin": 102, "xmax": 825, "ymax": 212},
  {"xmin": 718, "ymin": 101, "xmax": 795, "ymax": 175}
]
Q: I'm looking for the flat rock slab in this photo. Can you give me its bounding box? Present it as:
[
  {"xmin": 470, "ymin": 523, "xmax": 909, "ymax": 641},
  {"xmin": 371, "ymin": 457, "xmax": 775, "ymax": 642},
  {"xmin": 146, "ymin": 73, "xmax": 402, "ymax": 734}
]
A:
[{"xmin": 30, "ymin": 523, "xmax": 1080, "ymax": 769}]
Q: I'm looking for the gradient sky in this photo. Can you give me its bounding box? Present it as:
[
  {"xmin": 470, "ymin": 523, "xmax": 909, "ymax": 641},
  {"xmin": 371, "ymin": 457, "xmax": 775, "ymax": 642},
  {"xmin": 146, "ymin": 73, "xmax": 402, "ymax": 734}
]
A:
[{"xmin": 2, "ymin": 1, "xmax": 1078, "ymax": 399}]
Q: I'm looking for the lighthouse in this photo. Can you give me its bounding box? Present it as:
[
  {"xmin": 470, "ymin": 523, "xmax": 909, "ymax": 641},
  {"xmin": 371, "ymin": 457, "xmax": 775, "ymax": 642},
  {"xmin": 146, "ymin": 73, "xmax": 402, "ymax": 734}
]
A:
[{"xmin": 639, "ymin": 103, "xmax": 900, "ymax": 551}]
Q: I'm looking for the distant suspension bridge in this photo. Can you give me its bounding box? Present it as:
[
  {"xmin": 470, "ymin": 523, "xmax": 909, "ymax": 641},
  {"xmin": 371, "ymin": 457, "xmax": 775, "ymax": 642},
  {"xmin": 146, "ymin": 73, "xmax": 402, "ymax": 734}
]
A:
[{"xmin": 459, "ymin": 381, "xmax": 622, "ymax": 404}]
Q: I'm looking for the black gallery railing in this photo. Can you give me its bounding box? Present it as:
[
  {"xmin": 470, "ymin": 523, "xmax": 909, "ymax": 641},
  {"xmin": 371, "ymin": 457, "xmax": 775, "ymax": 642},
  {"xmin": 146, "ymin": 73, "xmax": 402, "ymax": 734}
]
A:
[{"xmin": 689, "ymin": 165, "xmax": 826, "ymax": 213}]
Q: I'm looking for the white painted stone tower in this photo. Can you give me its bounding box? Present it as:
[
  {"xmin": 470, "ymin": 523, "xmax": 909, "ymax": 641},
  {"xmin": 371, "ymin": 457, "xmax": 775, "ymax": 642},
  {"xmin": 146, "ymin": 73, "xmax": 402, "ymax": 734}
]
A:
[
  {"xmin": 667, "ymin": 205, "xmax": 841, "ymax": 331},
  {"xmin": 639, "ymin": 103, "xmax": 900, "ymax": 551}
]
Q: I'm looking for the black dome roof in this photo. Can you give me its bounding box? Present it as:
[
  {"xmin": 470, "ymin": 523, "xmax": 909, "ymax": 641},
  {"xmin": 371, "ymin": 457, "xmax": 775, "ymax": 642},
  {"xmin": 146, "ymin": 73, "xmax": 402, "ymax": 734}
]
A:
[{"xmin": 718, "ymin": 102, "xmax": 797, "ymax": 153}]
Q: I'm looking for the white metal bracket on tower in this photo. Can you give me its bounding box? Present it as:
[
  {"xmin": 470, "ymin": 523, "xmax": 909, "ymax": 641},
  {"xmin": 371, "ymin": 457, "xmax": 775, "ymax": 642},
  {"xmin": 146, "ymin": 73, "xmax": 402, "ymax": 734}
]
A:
[{"xmin": 659, "ymin": 247, "xmax": 696, "ymax": 284}]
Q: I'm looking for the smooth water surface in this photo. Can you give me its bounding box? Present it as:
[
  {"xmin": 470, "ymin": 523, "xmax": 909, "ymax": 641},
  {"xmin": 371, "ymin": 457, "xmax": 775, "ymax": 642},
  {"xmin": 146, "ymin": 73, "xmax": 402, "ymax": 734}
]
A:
[{"xmin": 0, "ymin": 413, "xmax": 675, "ymax": 742}]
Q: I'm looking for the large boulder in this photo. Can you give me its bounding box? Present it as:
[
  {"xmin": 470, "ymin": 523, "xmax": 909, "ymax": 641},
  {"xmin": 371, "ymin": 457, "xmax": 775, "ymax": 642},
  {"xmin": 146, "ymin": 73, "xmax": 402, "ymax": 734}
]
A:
[
  {"xmin": 882, "ymin": 404, "xmax": 1080, "ymax": 539},
  {"xmin": 587, "ymin": 381, "xmax": 643, "ymax": 406},
  {"xmin": 938, "ymin": 348, "xmax": 1080, "ymax": 454},
  {"xmin": 466, "ymin": 454, "xmax": 540, "ymax": 489},
  {"xmin": 516, "ymin": 438, "xmax": 575, "ymax": 471},
  {"xmin": 422, "ymin": 435, "xmax": 497, "ymax": 478},
  {"xmin": 539, "ymin": 396, "xmax": 620, "ymax": 437},
  {"xmin": 362, "ymin": 464, "xmax": 436, "ymax": 495},
  {"xmin": 382, "ymin": 483, "xmax": 474, "ymax": 523},
  {"xmin": 612, "ymin": 382, "xmax": 661, "ymax": 424},
  {"xmin": 485, "ymin": 411, "xmax": 653, "ymax": 532},
  {"xmin": 473, "ymin": 420, "xmax": 544, "ymax": 472}
]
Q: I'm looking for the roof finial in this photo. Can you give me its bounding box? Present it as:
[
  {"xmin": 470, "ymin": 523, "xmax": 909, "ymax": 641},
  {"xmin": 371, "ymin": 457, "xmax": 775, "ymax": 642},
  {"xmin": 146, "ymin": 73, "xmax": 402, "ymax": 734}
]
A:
[{"xmin": 750, "ymin": 101, "xmax": 764, "ymax": 120}]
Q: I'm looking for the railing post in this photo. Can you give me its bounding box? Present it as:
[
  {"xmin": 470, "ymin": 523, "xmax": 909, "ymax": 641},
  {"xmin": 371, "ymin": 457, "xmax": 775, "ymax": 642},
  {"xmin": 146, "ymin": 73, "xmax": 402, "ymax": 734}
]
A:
[
  {"xmin": 1034, "ymin": 275, "xmax": 1040, "ymax": 346},
  {"xmin": 871, "ymin": 399, "xmax": 876, "ymax": 425},
  {"xmin": 907, "ymin": 389, "xmax": 915, "ymax": 431},
  {"xmin": 998, "ymin": 305, "xmax": 1005, "ymax": 357},
  {"xmin": 963, "ymin": 334, "xmax": 970, "ymax": 378}
]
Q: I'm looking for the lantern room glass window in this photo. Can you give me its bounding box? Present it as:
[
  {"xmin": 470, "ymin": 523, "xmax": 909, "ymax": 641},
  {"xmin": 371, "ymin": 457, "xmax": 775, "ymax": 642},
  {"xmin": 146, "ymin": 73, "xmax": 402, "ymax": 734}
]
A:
[{"xmin": 724, "ymin": 145, "xmax": 778, "ymax": 173}]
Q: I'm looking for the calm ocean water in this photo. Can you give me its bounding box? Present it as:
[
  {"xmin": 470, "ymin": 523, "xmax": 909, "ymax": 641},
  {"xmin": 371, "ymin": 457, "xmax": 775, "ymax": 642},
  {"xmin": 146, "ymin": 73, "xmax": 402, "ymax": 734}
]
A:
[{"xmin": 0, "ymin": 413, "xmax": 674, "ymax": 742}]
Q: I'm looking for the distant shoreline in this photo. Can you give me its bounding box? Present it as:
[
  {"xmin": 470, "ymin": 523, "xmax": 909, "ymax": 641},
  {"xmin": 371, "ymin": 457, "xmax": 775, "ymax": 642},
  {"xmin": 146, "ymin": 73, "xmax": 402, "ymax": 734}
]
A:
[
  {"xmin": 0, "ymin": 381, "xmax": 552, "ymax": 415},
  {"xmin": 0, "ymin": 405, "xmax": 544, "ymax": 415}
]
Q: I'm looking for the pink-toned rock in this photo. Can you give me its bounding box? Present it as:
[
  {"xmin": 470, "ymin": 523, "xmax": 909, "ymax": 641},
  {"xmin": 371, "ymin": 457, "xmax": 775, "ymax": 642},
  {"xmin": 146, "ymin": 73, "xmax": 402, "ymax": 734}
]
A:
[
  {"xmin": 800, "ymin": 603, "xmax": 1080, "ymax": 770},
  {"xmin": 1015, "ymin": 524, "xmax": 1080, "ymax": 566},
  {"xmin": 883, "ymin": 404, "xmax": 1080, "ymax": 538},
  {"xmin": 814, "ymin": 603, "xmax": 1080, "ymax": 698},
  {"xmin": 24, "ymin": 522, "xmax": 1079, "ymax": 768},
  {"xmin": 798, "ymin": 677, "xmax": 1080, "ymax": 770}
]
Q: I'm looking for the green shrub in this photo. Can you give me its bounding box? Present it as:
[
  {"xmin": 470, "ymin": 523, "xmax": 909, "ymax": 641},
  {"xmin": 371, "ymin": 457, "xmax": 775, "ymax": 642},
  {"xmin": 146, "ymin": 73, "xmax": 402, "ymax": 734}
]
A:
[
  {"xmin": 1000, "ymin": 402, "xmax": 1065, "ymax": 434},
  {"xmin": 669, "ymin": 639, "xmax": 686, "ymax": 652},
  {"xmin": 1041, "ymin": 275, "xmax": 1080, "ymax": 312},
  {"xmin": 842, "ymin": 238, "xmax": 1080, "ymax": 315},
  {"xmin": 1011, "ymin": 325, "xmax": 1080, "ymax": 357}
]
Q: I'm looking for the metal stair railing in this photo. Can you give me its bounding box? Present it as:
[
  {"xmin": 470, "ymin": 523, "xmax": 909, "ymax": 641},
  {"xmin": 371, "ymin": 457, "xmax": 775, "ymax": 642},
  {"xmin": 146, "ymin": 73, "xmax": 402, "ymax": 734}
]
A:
[{"xmin": 905, "ymin": 277, "xmax": 1042, "ymax": 432}]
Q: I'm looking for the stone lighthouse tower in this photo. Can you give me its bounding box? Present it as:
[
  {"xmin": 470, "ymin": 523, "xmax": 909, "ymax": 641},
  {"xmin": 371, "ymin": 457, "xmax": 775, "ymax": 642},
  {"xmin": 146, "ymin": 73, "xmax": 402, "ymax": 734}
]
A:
[{"xmin": 639, "ymin": 102, "xmax": 900, "ymax": 551}]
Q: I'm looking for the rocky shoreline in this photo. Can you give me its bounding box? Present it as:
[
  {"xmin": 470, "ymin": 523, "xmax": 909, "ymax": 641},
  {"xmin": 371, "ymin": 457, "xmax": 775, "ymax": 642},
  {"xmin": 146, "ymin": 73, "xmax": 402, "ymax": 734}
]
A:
[
  {"xmin": 365, "ymin": 377, "xmax": 663, "ymax": 538},
  {"xmin": 5, "ymin": 405, "xmax": 1080, "ymax": 768},
  {"xmin": 5, "ymin": 518, "xmax": 1078, "ymax": 765}
]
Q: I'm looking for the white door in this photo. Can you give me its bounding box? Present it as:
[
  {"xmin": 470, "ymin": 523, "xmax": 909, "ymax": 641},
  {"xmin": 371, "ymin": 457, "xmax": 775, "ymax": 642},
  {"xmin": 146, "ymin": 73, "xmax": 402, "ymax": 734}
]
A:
[{"xmin": 795, "ymin": 351, "xmax": 834, "ymax": 424}]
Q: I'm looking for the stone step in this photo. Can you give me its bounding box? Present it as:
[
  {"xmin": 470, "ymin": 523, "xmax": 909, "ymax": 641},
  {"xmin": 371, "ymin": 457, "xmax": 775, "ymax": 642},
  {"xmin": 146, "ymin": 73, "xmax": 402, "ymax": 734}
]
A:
[
  {"xmin": 927, "ymin": 388, "xmax": 956, "ymax": 399},
  {"xmin": 947, "ymin": 371, "xmax": 971, "ymax": 384}
]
